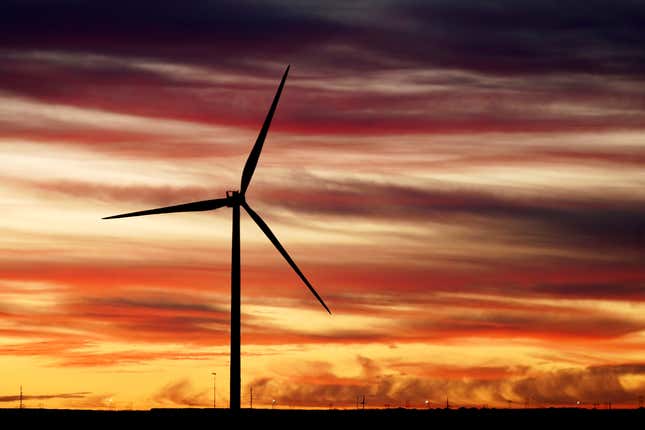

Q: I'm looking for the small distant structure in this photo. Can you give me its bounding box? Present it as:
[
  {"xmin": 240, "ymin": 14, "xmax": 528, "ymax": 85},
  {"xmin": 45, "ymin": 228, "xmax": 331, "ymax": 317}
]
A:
[
  {"xmin": 19, "ymin": 385, "xmax": 23, "ymax": 409},
  {"xmin": 211, "ymin": 372, "xmax": 217, "ymax": 409}
]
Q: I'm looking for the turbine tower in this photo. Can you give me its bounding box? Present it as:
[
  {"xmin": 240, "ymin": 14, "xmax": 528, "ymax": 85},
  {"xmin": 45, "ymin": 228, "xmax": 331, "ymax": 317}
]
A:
[{"xmin": 103, "ymin": 65, "xmax": 331, "ymax": 410}]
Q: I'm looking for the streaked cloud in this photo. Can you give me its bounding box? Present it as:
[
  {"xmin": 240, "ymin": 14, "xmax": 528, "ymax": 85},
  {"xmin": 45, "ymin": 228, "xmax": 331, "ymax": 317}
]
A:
[{"xmin": 0, "ymin": 391, "xmax": 90, "ymax": 403}]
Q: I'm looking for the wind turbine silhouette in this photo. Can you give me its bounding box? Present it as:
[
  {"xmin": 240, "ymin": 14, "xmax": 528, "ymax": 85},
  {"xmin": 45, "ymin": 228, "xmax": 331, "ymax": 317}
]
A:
[{"xmin": 103, "ymin": 65, "xmax": 331, "ymax": 410}]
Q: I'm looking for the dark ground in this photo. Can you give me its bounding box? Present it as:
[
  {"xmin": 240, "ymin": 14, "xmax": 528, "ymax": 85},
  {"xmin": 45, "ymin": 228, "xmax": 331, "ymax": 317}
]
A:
[{"xmin": 1, "ymin": 407, "xmax": 643, "ymax": 427}]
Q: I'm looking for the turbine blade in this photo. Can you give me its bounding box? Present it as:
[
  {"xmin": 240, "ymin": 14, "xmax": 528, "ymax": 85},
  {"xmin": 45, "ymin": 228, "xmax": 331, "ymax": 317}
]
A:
[
  {"xmin": 103, "ymin": 197, "xmax": 229, "ymax": 219},
  {"xmin": 240, "ymin": 65, "xmax": 290, "ymax": 195},
  {"xmin": 242, "ymin": 202, "xmax": 331, "ymax": 314}
]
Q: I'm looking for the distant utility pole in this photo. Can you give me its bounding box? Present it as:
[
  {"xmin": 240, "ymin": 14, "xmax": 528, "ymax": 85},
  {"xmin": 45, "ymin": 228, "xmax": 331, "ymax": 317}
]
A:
[
  {"xmin": 19, "ymin": 385, "xmax": 23, "ymax": 409},
  {"xmin": 445, "ymin": 397, "xmax": 449, "ymax": 409},
  {"xmin": 638, "ymin": 395, "xmax": 643, "ymax": 408},
  {"xmin": 214, "ymin": 373, "xmax": 218, "ymax": 409},
  {"xmin": 249, "ymin": 386, "xmax": 253, "ymax": 409},
  {"xmin": 361, "ymin": 395, "xmax": 365, "ymax": 410}
]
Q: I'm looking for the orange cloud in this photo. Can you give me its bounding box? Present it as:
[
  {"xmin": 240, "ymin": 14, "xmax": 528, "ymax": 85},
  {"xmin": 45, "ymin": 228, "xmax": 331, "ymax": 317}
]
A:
[{"xmin": 250, "ymin": 357, "xmax": 645, "ymax": 408}]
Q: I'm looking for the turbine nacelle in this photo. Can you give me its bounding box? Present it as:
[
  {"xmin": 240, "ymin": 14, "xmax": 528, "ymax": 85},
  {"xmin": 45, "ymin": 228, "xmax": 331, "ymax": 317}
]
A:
[{"xmin": 225, "ymin": 190, "xmax": 244, "ymax": 207}]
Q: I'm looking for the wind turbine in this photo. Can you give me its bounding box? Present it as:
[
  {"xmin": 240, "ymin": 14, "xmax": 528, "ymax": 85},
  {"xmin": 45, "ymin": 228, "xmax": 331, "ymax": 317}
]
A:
[{"xmin": 103, "ymin": 65, "xmax": 331, "ymax": 410}]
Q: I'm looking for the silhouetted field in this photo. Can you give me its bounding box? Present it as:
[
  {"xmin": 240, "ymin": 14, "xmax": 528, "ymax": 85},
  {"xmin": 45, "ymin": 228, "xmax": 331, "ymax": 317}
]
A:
[{"xmin": 1, "ymin": 408, "xmax": 643, "ymax": 427}]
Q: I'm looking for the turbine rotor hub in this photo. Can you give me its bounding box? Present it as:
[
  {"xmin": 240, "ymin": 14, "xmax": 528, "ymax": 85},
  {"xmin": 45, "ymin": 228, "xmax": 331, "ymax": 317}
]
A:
[{"xmin": 226, "ymin": 190, "xmax": 244, "ymax": 207}]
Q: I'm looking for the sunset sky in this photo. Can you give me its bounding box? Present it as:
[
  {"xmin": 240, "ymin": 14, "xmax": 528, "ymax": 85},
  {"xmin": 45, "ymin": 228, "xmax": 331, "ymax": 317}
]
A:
[{"xmin": 1, "ymin": 0, "xmax": 644, "ymax": 410}]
